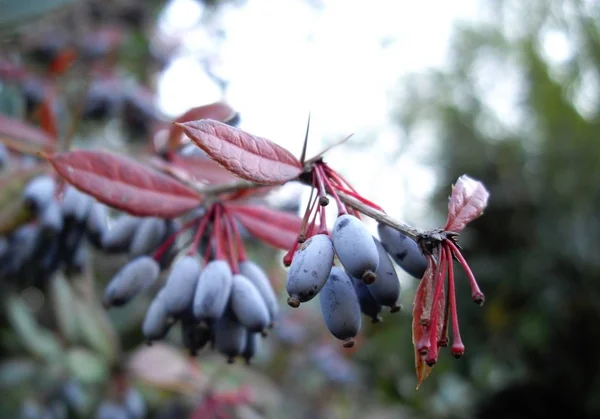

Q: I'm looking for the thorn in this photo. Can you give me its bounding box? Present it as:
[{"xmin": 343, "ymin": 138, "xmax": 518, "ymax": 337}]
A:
[{"xmin": 299, "ymin": 111, "xmax": 311, "ymax": 165}]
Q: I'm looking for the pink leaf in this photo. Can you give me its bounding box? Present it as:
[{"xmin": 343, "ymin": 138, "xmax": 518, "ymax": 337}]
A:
[
  {"xmin": 177, "ymin": 120, "xmax": 302, "ymax": 185},
  {"xmin": 0, "ymin": 114, "xmax": 56, "ymax": 153},
  {"xmin": 445, "ymin": 175, "xmax": 490, "ymax": 232},
  {"xmin": 228, "ymin": 204, "xmax": 302, "ymax": 250},
  {"xmin": 48, "ymin": 150, "xmax": 202, "ymax": 218},
  {"xmin": 167, "ymin": 103, "xmax": 237, "ymax": 150}
]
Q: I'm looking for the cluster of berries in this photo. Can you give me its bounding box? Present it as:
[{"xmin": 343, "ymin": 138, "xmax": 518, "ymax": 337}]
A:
[
  {"xmin": 101, "ymin": 203, "xmax": 279, "ymax": 364},
  {"xmin": 284, "ymin": 161, "xmax": 428, "ymax": 348},
  {"xmin": 0, "ymin": 174, "xmax": 108, "ymax": 288}
]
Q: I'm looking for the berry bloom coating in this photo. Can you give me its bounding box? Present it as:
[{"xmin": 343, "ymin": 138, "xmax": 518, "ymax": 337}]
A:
[
  {"xmin": 366, "ymin": 238, "xmax": 401, "ymax": 312},
  {"xmin": 377, "ymin": 223, "xmax": 428, "ymax": 279},
  {"xmin": 319, "ymin": 266, "xmax": 362, "ymax": 348},
  {"xmin": 193, "ymin": 260, "xmax": 233, "ymax": 320},
  {"xmin": 142, "ymin": 289, "xmax": 172, "ymax": 342},
  {"xmin": 214, "ymin": 312, "xmax": 248, "ymax": 363},
  {"xmin": 351, "ymin": 276, "xmax": 383, "ymax": 323},
  {"xmin": 23, "ymin": 175, "xmax": 55, "ymax": 212},
  {"xmin": 162, "ymin": 255, "xmax": 202, "ymax": 315},
  {"xmin": 239, "ymin": 260, "xmax": 279, "ymax": 324},
  {"xmin": 332, "ymin": 214, "xmax": 379, "ymax": 283},
  {"xmin": 129, "ymin": 217, "xmax": 166, "ymax": 257},
  {"xmin": 101, "ymin": 215, "xmax": 141, "ymax": 253},
  {"xmin": 230, "ymin": 274, "xmax": 270, "ymax": 332},
  {"xmin": 286, "ymin": 233, "xmax": 334, "ymax": 307},
  {"xmin": 103, "ymin": 256, "xmax": 160, "ymax": 307}
]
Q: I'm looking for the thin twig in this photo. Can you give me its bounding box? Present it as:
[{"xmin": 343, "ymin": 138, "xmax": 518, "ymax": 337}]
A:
[{"xmin": 336, "ymin": 189, "xmax": 423, "ymax": 240}]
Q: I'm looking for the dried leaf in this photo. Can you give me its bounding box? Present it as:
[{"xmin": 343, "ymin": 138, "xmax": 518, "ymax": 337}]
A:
[
  {"xmin": 0, "ymin": 114, "xmax": 55, "ymax": 153},
  {"xmin": 178, "ymin": 120, "xmax": 302, "ymax": 185},
  {"xmin": 167, "ymin": 103, "xmax": 237, "ymax": 150},
  {"xmin": 48, "ymin": 150, "xmax": 202, "ymax": 218},
  {"xmin": 229, "ymin": 204, "xmax": 302, "ymax": 250},
  {"xmin": 412, "ymin": 258, "xmax": 445, "ymax": 389},
  {"xmin": 445, "ymin": 174, "xmax": 490, "ymax": 232}
]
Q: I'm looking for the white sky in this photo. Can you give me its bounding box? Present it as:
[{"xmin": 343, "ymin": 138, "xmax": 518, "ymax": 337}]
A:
[{"xmin": 155, "ymin": 0, "xmax": 481, "ymax": 230}]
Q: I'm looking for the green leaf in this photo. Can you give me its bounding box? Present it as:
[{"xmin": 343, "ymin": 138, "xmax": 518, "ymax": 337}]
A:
[
  {"xmin": 73, "ymin": 298, "xmax": 118, "ymax": 363},
  {"xmin": 5, "ymin": 295, "xmax": 62, "ymax": 361},
  {"xmin": 49, "ymin": 273, "xmax": 80, "ymax": 343},
  {"xmin": 0, "ymin": 359, "xmax": 37, "ymax": 388},
  {"xmin": 66, "ymin": 348, "xmax": 107, "ymax": 384}
]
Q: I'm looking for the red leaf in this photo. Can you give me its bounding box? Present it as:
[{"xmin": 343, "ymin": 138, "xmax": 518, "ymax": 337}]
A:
[
  {"xmin": 0, "ymin": 114, "xmax": 56, "ymax": 153},
  {"xmin": 445, "ymin": 175, "xmax": 490, "ymax": 232},
  {"xmin": 167, "ymin": 103, "xmax": 237, "ymax": 150},
  {"xmin": 178, "ymin": 120, "xmax": 302, "ymax": 185},
  {"xmin": 48, "ymin": 150, "xmax": 202, "ymax": 218},
  {"xmin": 228, "ymin": 204, "xmax": 302, "ymax": 250},
  {"xmin": 412, "ymin": 258, "xmax": 445, "ymax": 389},
  {"xmin": 167, "ymin": 154, "xmax": 239, "ymax": 185}
]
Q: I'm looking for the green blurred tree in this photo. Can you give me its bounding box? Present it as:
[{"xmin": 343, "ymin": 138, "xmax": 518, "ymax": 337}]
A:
[{"xmin": 390, "ymin": 0, "xmax": 600, "ymax": 417}]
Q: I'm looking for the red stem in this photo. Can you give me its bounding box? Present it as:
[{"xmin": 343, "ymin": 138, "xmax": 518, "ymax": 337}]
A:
[
  {"xmin": 445, "ymin": 240, "xmax": 485, "ymax": 305},
  {"xmin": 224, "ymin": 208, "xmax": 248, "ymax": 262},
  {"xmin": 425, "ymin": 247, "xmax": 448, "ymax": 366},
  {"xmin": 203, "ymin": 235, "xmax": 213, "ymax": 264},
  {"xmin": 213, "ymin": 205, "xmax": 224, "ymax": 260},
  {"xmin": 222, "ymin": 208, "xmax": 239, "ymax": 274},
  {"xmin": 323, "ymin": 164, "xmax": 357, "ymax": 192},
  {"xmin": 316, "ymin": 164, "xmax": 346, "ymax": 215},
  {"xmin": 313, "ymin": 163, "xmax": 329, "ymax": 206},
  {"xmin": 446, "ymin": 243, "xmax": 465, "ymax": 357},
  {"xmin": 187, "ymin": 206, "xmax": 215, "ymax": 257},
  {"xmin": 300, "ymin": 185, "xmax": 320, "ymax": 241}
]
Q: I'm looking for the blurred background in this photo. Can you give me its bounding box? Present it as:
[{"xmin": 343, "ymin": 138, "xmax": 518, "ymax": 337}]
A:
[{"xmin": 1, "ymin": 0, "xmax": 599, "ymax": 418}]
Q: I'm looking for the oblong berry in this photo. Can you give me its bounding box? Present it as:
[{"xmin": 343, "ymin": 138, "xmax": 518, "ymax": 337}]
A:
[
  {"xmin": 286, "ymin": 233, "xmax": 334, "ymax": 306},
  {"xmin": 332, "ymin": 214, "xmax": 379, "ymax": 283},
  {"xmin": 242, "ymin": 332, "xmax": 260, "ymax": 365},
  {"xmin": 129, "ymin": 217, "xmax": 167, "ymax": 257},
  {"xmin": 377, "ymin": 223, "xmax": 427, "ymax": 279},
  {"xmin": 23, "ymin": 175, "xmax": 55, "ymax": 212},
  {"xmin": 103, "ymin": 256, "xmax": 160, "ymax": 307},
  {"xmin": 351, "ymin": 276, "xmax": 382, "ymax": 323},
  {"xmin": 230, "ymin": 274, "xmax": 270, "ymax": 333},
  {"xmin": 142, "ymin": 289, "xmax": 172, "ymax": 342},
  {"xmin": 319, "ymin": 266, "xmax": 362, "ymax": 347},
  {"xmin": 39, "ymin": 199, "xmax": 63, "ymax": 234},
  {"xmin": 181, "ymin": 318, "xmax": 212, "ymax": 356},
  {"xmin": 162, "ymin": 255, "xmax": 202, "ymax": 316},
  {"xmin": 66, "ymin": 245, "xmax": 88, "ymax": 276},
  {"xmin": 239, "ymin": 260, "xmax": 278, "ymax": 324},
  {"xmin": 193, "ymin": 260, "xmax": 233, "ymax": 320},
  {"xmin": 61, "ymin": 185, "xmax": 92, "ymax": 221},
  {"xmin": 214, "ymin": 313, "xmax": 248, "ymax": 363},
  {"xmin": 366, "ymin": 238, "xmax": 401, "ymax": 311},
  {"xmin": 101, "ymin": 215, "xmax": 141, "ymax": 253},
  {"xmin": 86, "ymin": 202, "xmax": 108, "ymax": 248},
  {"xmin": 5, "ymin": 224, "xmax": 39, "ymax": 277}
]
